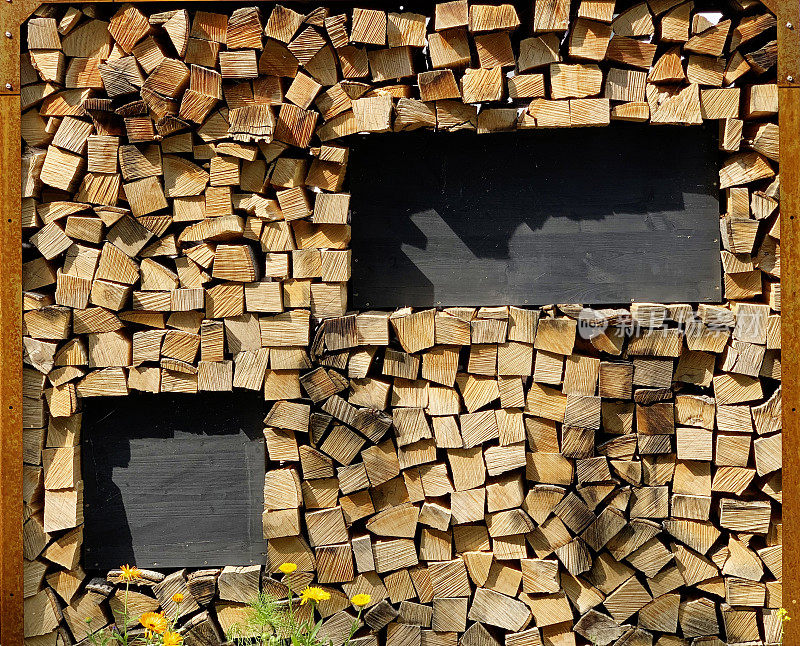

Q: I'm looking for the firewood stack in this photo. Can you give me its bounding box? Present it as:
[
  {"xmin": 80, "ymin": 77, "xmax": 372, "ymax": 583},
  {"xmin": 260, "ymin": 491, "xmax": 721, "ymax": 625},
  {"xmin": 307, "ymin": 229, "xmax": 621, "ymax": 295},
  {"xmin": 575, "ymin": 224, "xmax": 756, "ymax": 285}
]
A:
[{"xmin": 20, "ymin": 1, "xmax": 781, "ymax": 645}]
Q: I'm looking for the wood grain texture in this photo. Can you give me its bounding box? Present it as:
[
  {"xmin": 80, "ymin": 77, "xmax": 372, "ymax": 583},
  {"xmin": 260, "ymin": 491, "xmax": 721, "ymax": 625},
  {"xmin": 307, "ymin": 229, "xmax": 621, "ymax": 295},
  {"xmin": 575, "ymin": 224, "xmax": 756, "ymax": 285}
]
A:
[{"xmin": 351, "ymin": 125, "xmax": 720, "ymax": 307}]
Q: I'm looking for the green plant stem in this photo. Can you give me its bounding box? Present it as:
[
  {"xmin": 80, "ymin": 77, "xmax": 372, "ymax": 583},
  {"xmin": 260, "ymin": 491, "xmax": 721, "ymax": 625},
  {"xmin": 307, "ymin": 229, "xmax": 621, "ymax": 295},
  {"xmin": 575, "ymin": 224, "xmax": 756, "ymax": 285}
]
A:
[
  {"xmin": 172, "ymin": 600, "xmax": 181, "ymax": 632},
  {"xmin": 287, "ymin": 578, "xmax": 295, "ymax": 635},
  {"xmin": 343, "ymin": 606, "xmax": 363, "ymax": 646},
  {"xmin": 122, "ymin": 580, "xmax": 130, "ymax": 646}
]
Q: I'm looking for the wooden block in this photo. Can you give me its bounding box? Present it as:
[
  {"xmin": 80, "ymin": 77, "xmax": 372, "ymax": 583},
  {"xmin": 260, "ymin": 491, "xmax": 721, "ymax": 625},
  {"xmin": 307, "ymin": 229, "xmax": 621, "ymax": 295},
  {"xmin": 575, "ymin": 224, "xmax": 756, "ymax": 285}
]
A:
[
  {"xmin": 603, "ymin": 576, "xmax": 652, "ymax": 623},
  {"xmin": 685, "ymin": 19, "xmax": 731, "ymax": 57},
  {"xmin": 385, "ymin": 623, "xmax": 421, "ymax": 646},
  {"xmin": 386, "ymin": 12, "xmax": 426, "ymax": 47},
  {"xmin": 316, "ymin": 543, "xmax": 355, "ymax": 584},
  {"xmin": 612, "ymin": 3, "xmax": 654, "ymax": 37},
  {"xmin": 373, "ymin": 539, "xmax": 418, "ymax": 574},
  {"xmin": 469, "ymin": 4, "xmax": 520, "ymax": 32},
  {"xmin": 24, "ymin": 590, "xmax": 61, "ymax": 638},
  {"xmin": 40, "ymin": 146, "xmax": 84, "ymax": 192},
  {"xmin": 189, "ymin": 11, "xmax": 227, "ymax": 46},
  {"xmin": 418, "ymin": 70, "xmax": 461, "ymax": 102},
  {"xmin": 649, "ymin": 46, "xmax": 686, "ymax": 84},
  {"xmin": 609, "ymin": 101, "xmax": 650, "ymax": 122},
  {"xmin": 273, "ymin": 104, "xmax": 318, "ymax": 148},
  {"xmin": 533, "ymin": 0, "xmax": 570, "ymax": 31},
  {"xmin": 428, "ymin": 28, "xmax": 472, "ymax": 70},
  {"xmin": 285, "ymin": 73, "xmax": 323, "ymax": 110},
  {"xmin": 745, "ymin": 83, "xmax": 778, "ymax": 117},
  {"xmin": 598, "ymin": 361, "xmax": 633, "ymax": 399},
  {"xmin": 108, "ymin": 4, "xmax": 151, "ymax": 53},
  {"xmin": 686, "ymin": 54, "xmax": 724, "ymax": 86},
  {"xmin": 43, "ymin": 482, "xmax": 83, "ymax": 532},
  {"xmin": 550, "ymin": 63, "xmax": 603, "ymax": 99},
  {"xmin": 42, "ymin": 447, "xmax": 79, "ymax": 489},
  {"xmin": 524, "ymin": 591, "xmax": 572, "ymax": 627},
  {"xmin": 577, "ymin": 0, "xmax": 615, "ymax": 22},
  {"xmin": 605, "ymin": 67, "xmax": 647, "ymax": 102},
  {"xmin": 521, "ymin": 559, "xmax": 560, "ymax": 594},
  {"xmin": 435, "ymin": 0, "xmax": 469, "ymax": 30},
  {"xmin": 210, "ymin": 244, "xmax": 258, "ymax": 283},
  {"xmin": 429, "ymin": 560, "xmax": 471, "ymax": 597},
  {"xmin": 659, "ymin": 1, "xmax": 692, "ymax": 41},
  {"xmin": 369, "ymin": 47, "xmax": 415, "ymax": 81},
  {"xmin": 262, "ymin": 5, "xmax": 303, "ymax": 44},
  {"xmin": 647, "ymin": 82, "xmax": 703, "ymax": 124},
  {"xmin": 351, "ymin": 8, "xmax": 387, "ymax": 45},
  {"xmin": 217, "ymin": 565, "xmax": 261, "ymax": 604},
  {"xmin": 51, "ymin": 118, "xmax": 93, "ymax": 157},
  {"xmin": 350, "ymin": 95, "xmax": 392, "ymax": 133},
  {"xmin": 428, "ymin": 598, "xmax": 466, "ymax": 633},
  {"xmin": 468, "ymin": 588, "xmax": 530, "ymax": 632},
  {"xmin": 313, "ymin": 193, "xmax": 350, "ymax": 225},
  {"xmin": 221, "ymin": 6, "xmax": 262, "ymax": 50},
  {"xmin": 606, "ymin": 36, "xmax": 657, "ymax": 69},
  {"xmin": 570, "ymin": 98, "xmax": 610, "ymax": 126},
  {"xmin": 753, "ymin": 433, "xmax": 783, "ymax": 476},
  {"xmin": 534, "ymin": 318, "xmax": 576, "ymax": 355},
  {"xmin": 507, "ymin": 74, "xmax": 545, "ymax": 99},
  {"xmin": 286, "ymin": 27, "xmax": 326, "ymax": 67},
  {"xmin": 525, "ymin": 383, "xmax": 567, "ymax": 423},
  {"xmin": 568, "ymin": 19, "xmax": 612, "ymax": 61}
]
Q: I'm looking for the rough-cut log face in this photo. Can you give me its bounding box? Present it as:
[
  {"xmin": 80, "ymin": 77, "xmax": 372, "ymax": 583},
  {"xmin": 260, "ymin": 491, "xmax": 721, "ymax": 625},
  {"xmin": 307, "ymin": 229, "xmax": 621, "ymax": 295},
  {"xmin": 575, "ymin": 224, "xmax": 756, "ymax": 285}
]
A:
[{"xmin": 20, "ymin": 1, "xmax": 781, "ymax": 645}]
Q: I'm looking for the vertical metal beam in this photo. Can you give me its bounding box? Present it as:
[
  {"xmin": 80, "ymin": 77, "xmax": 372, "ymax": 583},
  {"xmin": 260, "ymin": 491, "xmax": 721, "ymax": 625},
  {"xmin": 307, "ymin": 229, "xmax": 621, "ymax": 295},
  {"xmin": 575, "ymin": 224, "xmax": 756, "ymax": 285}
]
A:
[
  {"xmin": 2, "ymin": 3, "xmax": 60, "ymax": 642},
  {"xmin": 779, "ymin": 0, "xmax": 800, "ymax": 639},
  {"xmin": 0, "ymin": 90, "xmax": 23, "ymax": 646},
  {"xmin": 778, "ymin": 0, "xmax": 799, "ymax": 87},
  {"xmin": 0, "ymin": 4, "xmax": 36, "ymax": 644}
]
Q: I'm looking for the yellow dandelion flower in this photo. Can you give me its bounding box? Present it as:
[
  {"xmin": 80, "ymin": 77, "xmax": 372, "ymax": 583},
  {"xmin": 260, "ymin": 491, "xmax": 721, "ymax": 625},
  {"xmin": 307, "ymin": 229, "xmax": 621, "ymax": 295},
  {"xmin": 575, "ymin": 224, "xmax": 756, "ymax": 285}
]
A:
[
  {"xmin": 351, "ymin": 594, "xmax": 371, "ymax": 607},
  {"xmin": 163, "ymin": 632, "xmax": 182, "ymax": 646},
  {"xmin": 140, "ymin": 612, "xmax": 168, "ymax": 634},
  {"xmin": 278, "ymin": 563, "xmax": 298, "ymax": 575},
  {"xmin": 172, "ymin": 593, "xmax": 184, "ymax": 604},
  {"xmin": 300, "ymin": 587, "xmax": 331, "ymax": 605},
  {"xmin": 778, "ymin": 608, "xmax": 792, "ymax": 623},
  {"xmin": 119, "ymin": 564, "xmax": 142, "ymax": 582}
]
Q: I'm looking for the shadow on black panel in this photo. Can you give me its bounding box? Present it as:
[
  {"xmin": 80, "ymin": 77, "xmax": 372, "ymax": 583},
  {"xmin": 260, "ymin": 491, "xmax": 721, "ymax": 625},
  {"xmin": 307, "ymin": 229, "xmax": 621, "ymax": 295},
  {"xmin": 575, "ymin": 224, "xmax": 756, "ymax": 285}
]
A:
[
  {"xmin": 82, "ymin": 392, "xmax": 266, "ymax": 569},
  {"xmin": 350, "ymin": 123, "xmax": 721, "ymax": 307}
]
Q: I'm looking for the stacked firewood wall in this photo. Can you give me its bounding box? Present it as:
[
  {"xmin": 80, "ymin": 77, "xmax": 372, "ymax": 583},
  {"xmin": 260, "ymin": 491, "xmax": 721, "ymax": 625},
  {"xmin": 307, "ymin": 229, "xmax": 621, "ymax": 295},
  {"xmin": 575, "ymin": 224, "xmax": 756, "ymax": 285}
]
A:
[{"xmin": 21, "ymin": 1, "xmax": 781, "ymax": 645}]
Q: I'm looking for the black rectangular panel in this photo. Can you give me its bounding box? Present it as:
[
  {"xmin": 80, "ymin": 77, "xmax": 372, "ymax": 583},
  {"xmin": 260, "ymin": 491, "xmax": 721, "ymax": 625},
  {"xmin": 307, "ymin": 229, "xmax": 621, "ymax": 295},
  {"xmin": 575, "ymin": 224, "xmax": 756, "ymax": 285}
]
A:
[
  {"xmin": 350, "ymin": 124, "xmax": 721, "ymax": 307},
  {"xmin": 82, "ymin": 392, "xmax": 265, "ymax": 569}
]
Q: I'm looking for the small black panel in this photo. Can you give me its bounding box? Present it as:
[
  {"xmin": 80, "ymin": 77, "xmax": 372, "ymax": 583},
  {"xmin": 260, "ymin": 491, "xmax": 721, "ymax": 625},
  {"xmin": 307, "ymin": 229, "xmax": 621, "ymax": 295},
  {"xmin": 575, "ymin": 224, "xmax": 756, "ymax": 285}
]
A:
[{"xmin": 82, "ymin": 392, "xmax": 265, "ymax": 569}]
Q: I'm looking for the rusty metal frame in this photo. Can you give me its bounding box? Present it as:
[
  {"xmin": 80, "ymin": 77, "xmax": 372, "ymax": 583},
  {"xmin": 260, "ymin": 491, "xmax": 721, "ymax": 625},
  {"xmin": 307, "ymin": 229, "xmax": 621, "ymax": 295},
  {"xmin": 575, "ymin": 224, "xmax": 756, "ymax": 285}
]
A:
[
  {"xmin": 0, "ymin": 0, "xmax": 796, "ymax": 645},
  {"xmin": 776, "ymin": 0, "xmax": 800, "ymax": 642}
]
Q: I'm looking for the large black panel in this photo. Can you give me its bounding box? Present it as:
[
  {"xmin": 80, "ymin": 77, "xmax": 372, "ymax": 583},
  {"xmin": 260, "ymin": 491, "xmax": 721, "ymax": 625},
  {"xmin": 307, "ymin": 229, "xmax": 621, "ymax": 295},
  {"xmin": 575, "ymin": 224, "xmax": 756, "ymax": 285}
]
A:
[
  {"xmin": 350, "ymin": 124, "xmax": 721, "ymax": 307},
  {"xmin": 82, "ymin": 392, "xmax": 265, "ymax": 569}
]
